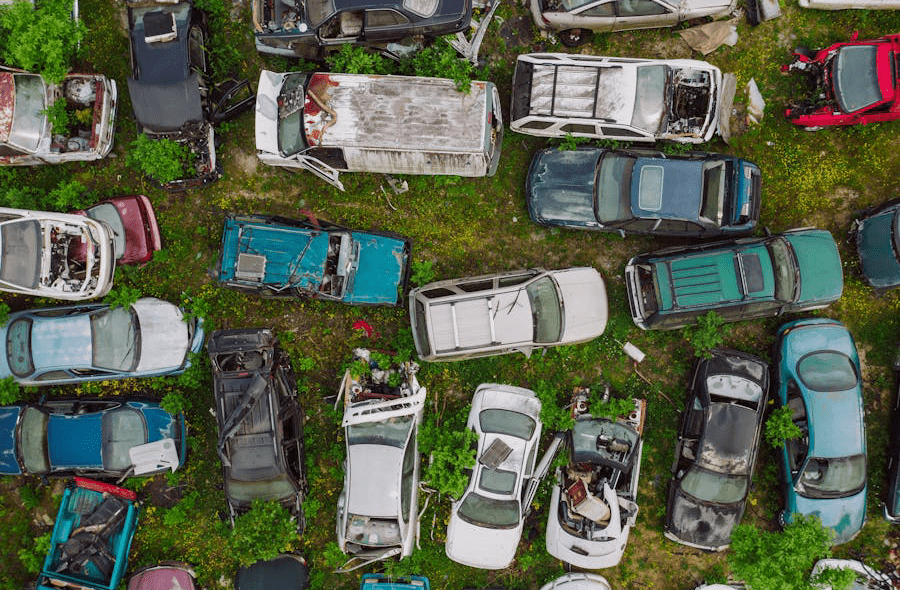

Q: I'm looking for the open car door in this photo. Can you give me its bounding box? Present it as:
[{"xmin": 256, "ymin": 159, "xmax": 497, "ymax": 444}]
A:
[{"xmin": 293, "ymin": 154, "xmax": 346, "ymax": 191}]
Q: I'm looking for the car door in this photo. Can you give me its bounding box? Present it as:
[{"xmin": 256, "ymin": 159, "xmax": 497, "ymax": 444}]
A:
[
  {"xmin": 612, "ymin": 0, "xmax": 677, "ymax": 30},
  {"xmin": 363, "ymin": 9, "xmax": 412, "ymax": 43},
  {"xmin": 567, "ymin": 0, "xmax": 616, "ymax": 31},
  {"xmin": 779, "ymin": 381, "xmax": 810, "ymax": 513}
]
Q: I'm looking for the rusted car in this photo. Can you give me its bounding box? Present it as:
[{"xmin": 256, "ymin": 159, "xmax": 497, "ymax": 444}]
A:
[{"xmin": 0, "ymin": 67, "xmax": 117, "ymax": 166}]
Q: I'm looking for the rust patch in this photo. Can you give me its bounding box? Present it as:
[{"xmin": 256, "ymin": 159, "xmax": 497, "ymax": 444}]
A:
[{"xmin": 0, "ymin": 72, "xmax": 15, "ymax": 143}]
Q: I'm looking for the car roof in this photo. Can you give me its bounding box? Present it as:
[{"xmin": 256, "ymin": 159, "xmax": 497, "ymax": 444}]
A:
[
  {"xmin": 631, "ymin": 157, "xmax": 706, "ymax": 221},
  {"xmin": 218, "ymin": 373, "xmax": 283, "ymax": 480},
  {"xmin": 347, "ymin": 443, "xmax": 404, "ymax": 516},
  {"xmin": 696, "ymin": 403, "xmax": 758, "ymax": 476},
  {"xmin": 425, "ymin": 286, "xmax": 535, "ymax": 353}
]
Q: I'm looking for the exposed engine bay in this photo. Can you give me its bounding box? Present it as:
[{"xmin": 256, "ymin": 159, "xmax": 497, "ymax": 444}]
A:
[
  {"xmin": 45, "ymin": 221, "xmax": 102, "ymax": 295},
  {"xmin": 666, "ymin": 68, "xmax": 714, "ymax": 137}
]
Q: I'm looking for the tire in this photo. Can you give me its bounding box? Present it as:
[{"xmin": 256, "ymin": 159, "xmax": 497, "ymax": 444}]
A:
[{"xmin": 558, "ymin": 28, "xmax": 593, "ymax": 47}]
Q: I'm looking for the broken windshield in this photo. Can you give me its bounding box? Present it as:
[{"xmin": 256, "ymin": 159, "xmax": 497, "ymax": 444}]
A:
[
  {"xmin": 766, "ymin": 238, "xmax": 798, "ymax": 303},
  {"xmin": 9, "ymin": 74, "xmax": 46, "ymax": 154},
  {"xmin": 797, "ymin": 454, "xmax": 866, "ymax": 499},
  {"xmin": 277, "ymin": 73, "xmax": 308, "ymax": 157},
  {"xmin": 457, "ymin": 492, "xmax": 520, "ymax": 528},
  {"xmin": 680, "ymin": 466, "xmax": 747, "ymax": 504},
  {"xmin": 833, "ymin": 45, "xmax": 882, "ymax": 113},
  {"xmin": 347, "ymin": 415, "xmax": 413, "ymax": 448}
]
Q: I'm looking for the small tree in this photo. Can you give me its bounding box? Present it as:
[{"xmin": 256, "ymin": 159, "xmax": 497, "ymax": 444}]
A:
[
  {"xmin": 230, "ymin": 499, "xmax": 298, "ymax": 566},
  {"xmin": 127, "ymin": 134, "xmax": 191, "ymax": 184},
  {"xmin": 765, "ymin": 405, "xmax": 803, "ymax": 448},
  {"xmin": 684, "ymin": 311, "xmax": 731, "ymax": 359},
  {"xmin": 418, "ymin": 410, "xmax": 477, "ymax": 498},
  {"xmin": 0, "ymin": 0, "xmax": 84, "ymax": 83}
]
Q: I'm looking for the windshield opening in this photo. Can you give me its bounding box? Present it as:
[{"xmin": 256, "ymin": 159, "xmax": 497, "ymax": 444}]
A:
[
  {"xmin": 833, "ymin": 45, "xmax": 882, "ymax": 113},
  {"xmin": 347, "ymin": 415, "xmax": 413, "ymax": 448},
  {"xmin": 86, "ymin": 204, "xmax": 126, "ymax": 259},
  {"xmin": 479, "ymin": 467, "xmax": 517, "ymax": 494},
  {"xmin": 101, "ymin": 408, "xmax": 148, "ymax": 471},
  {"xmin": 766, "ymin": 238, "xmax": 798, "ymax": 302},
  {"xmin": 680, "ymin": 465, "xmax": 748, "ymax": 504},
  {"xmin": 701, "ymin": 161, "xmax": 725, "ymax": 224},
  {"xmin": 595, "ymin": 153, "xmax": 636, "ymax": 224},
  {"xmin": 10, "ymin": 74, "xmax": 46, "ymax": 153},
  {"xmin": 90, "ymin": 306, "xmax": 139, "ymax": 372},
  {"xmin": 6, "ymin": 317, "xmax": 34, "ymax": 378},
  {"xmin": 0, "ymin": 220, "xmax": 41, "ymax": 290},
  {"xmin": 457, "ymin": 492, "xmax": 520, "ymax": 529},
  {"xmin": 525, "ymin": 276, "xmax": 562, "ymax": 343},
  {"xmin": 797, "ymin": 351, "xmax": 858, "ymax": 392},
  {"xmin": 797, "ymin": 454, "xmax": 866, "ymax": 499},
  {"xmin": 631, "ymin": 65, "xmax": 667, "ymax": 133}
]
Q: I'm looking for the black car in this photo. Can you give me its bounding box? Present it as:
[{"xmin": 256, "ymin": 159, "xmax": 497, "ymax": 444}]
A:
[
  {"xmin": 851, "ymin": 198, "xmax": 900, "ymax": 291},
  {"xmin": 251, "ymin": 0, "xmax": 471, "ymax": 59},
  {"xmin": 126, "ymin": 0, "xmax": 254, "ymax": 189},
  {"xmin": 886, "ymin": 354, "xmax": 900, "ymax": 523},
  {"xmin": 236, "ymin": 554, "xmax": 309, "ymax": 590},
  {"xmin": 209, "ymin": 328, "xmax": 306, "ymax": 527},
  {"xmin": 665, "ymin": 349, "xmax": 769, "ymax": 550}
]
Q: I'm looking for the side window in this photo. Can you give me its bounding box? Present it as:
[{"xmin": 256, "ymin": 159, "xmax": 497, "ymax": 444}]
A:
[
  {"xmin": 742, "ymin": 300, "xmax": 780, "ymax": 318},
  {"xmin": 579, "ymin": 0, "xmax": 616, "ymax": 16},
  {"xmin": 34, "ymin": 370, "xmax": 71, "ymax": 381},
  {"xmin": 621, "ymin": 219, "xmax": 660, "ymax": 233},
  {"xmin": 616, "ymin": 0, "xmax": 670, "ymax": 15},
  {"xmin": 399, "ymin": 437, "xmax": 416, "ymax": 522},
  {"xmin": 458, "ymin": 279, "xmax": 494, "ymax": 292},
  {"xmin": 498, "ymin": 274, "xmax": 534, "ymax": 287},
  {"xmin": 366, "ymin": 9, "xmax": 409, "ymax": 27},
  {"xmin": 601, "ymin": 126, "xmax": 646, "ymax": 138},
  {"xmin": 421, "ymin": 287, "xmax": 455, "ymax": 298},
  {"xmin": 656, "ymin": 220, "xmax": 704, "ymax": 234},
  {"xmin": 560, "ymin": 123, "xmax": 598, "ymax": 134},
  {"xmin": 785, "ymin": 381, "xmax": 809, "ymax": 473},
  {"xmin": 70, "ymin": 368, "xmax": 113, "ymax": 376},
  {"xmin": 319, "ymin": 11, "xmax": 363, "ymax": 38},
  {"xmin": 519, "ymin": 120, "xmax": 554, "ymax": 130}
]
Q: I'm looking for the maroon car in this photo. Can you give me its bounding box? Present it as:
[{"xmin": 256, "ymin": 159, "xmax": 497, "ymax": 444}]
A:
[
  {"xmin": 75, "ymin": 195, "xmax": 162, "ymax": 265},
  {"xmin": 783, "ymin": 33, "xmax": 900, "ymax": 129}
]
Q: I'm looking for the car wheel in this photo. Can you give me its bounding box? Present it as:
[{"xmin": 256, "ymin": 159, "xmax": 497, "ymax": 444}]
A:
[{"xmin": 559, "ymin": 29, "xmax": 593, "ymax": 47}]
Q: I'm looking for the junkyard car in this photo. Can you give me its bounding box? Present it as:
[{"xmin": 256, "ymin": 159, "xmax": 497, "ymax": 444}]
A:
[
  {"xmin": 209, "ymin": 329, "xmax": 306, "ymax": 526},
  {"xmin": 0, "ymin": 397, "xmax": 186, "ymax": 478},
  {"xmin": 409, "ymin": 267, "xmax": 607, "ymax": 361},
  {"xmin": 37, "ymin": 478, "xmax": 139, "ymax": 590},
  {"xmin": 885, "ymin": 351, "xmax": 900, "ymax": 523},
  {"xmin": 217, "ymin": 214, "xmax": 411, "ymax": 306},
  {"xmin": 526, "ymin": 147, "xmax": 761, "ymax": 237},
  {"xmin": 783, "ymin": 34, "xmax": 900, "ymax": 128},
  {"xmin": 800, "ymin": 0, "xmax": 900, "ymax": 7},
  {"xmin": 810, "ymin": 559, "xmax": 895, "ymax": 589},
  {"xmin": 511, "ymin": 53, "xmax": 731, "ymax": 143},
  {"xmin": 126, "ymin": 0, "xmax": 254, "ymax": 188},
  {"xmin": 129, "ymin": 563, "xmax": 198, "ymax": 590},
  {"xmin": 0, "ymin": 67, "xmax": 117, "ymax": 166},
  {"xmin": 446, "ymin": 383, "xmax": 542, "ymax": 569},
  {"xmin": 336, "ymin": 349, "xmax": 425, "ymax": 570},
  {"xmin": 530, "ymin": 0, "xmax": 735, "ymax": 47},
  {"xmin": 625, "ymin": 228, "xmax": 843, "ymax": 330},
  {"xmin": 358, "ymin": 574, "xmax": 430, "ymax": 590},
  {"xmin": 76, "ymin": 196, "xmax": 162, "ymax": 266},
  {"xmin": 235, "ymin": 554, "xmax": 309, "ymax": 590},
  {"xmin": 665, "ymin": 350, "xmax": 769, "ymax": 550},
  {"xmin": 0, "ymin": 207, "xmax": 115, "ymax": 300},
  {"xmin": 540, "ymin": 574, "xmax": 613, "ymax": 590},
  {"xmin": 774, "ymin": 318, "xmax": 866, "ymax": 544},
  {"xmin": 0, "ymin": 297, "xmax": 205, "ymax": 386},
  {"xmin": 546, "ymin": 388, "xmax": 647, "ymax": 568},
  {"xmin": 850, "ymin": 198, "xmax": 900, "ymax": 290},
  {"xmin": 252, "ymin": 0, "xmax": 470, "ymax": 59}
]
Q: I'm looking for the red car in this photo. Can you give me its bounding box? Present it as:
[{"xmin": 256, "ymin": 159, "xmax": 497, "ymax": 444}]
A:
[
  {"xmin": 783, "ymin": 33, "xmax": 900, "ymax": 128},
  {"xmin": 75, "ymin": 195, "xmax": 162, "ymax": 265}
]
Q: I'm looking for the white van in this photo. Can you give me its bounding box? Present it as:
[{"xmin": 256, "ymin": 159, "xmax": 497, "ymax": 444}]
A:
[{"xmin": 255, "ymin": 70, "xmax": 504, "ymax": 190}]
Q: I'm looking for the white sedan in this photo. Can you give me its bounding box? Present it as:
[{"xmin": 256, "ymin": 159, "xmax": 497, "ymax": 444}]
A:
[{"xmin": 445, "ymin": 384, "xmax": 542, "ymax": 569}]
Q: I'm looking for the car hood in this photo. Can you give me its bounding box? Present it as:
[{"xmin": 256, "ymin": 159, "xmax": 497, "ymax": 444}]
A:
[
  {"xmin": 793, "ymin": 488, "xmax": 866, "ymax": 545},
  {"xmin": 255, "ymin": 70, "xmax": 285, "ymax": 156},
  {"xmin": 856, "ymin": 209, "xmax": 900, "ymax": 288},
  {"xmin": 0, "ymin": 405, "xmax": 22, "ymax": 474},
  {"xmin": 346, "ymin": 443, "xmax": 402, "ymax": 518},
  {"xmin": 133, "ymin": 298, "xmax": 190, "ymax": 372},
  {"xmin": 666, "ymin": 486, "xmax": 742, "ymax": 549},
  {"xmin": 784, "ymin": 230, "xmax": 843, "ymax": 304},
  {"xmin": 556, "ymin": 268, "xmax": 608, "ymax": 342},
  {"xmin": 446, "ymin": 510, "xmax": 521, "ymax": 569},
  {"xmin": 526, "ymin": 149, "xmax": 601, "ymax": 226},
  {"xmin": 344, "ymin": 233, "xmax": 409, "ymax": 305}
]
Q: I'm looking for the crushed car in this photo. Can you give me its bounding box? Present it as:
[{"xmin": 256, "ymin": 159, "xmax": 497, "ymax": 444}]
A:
[
  {"xmin": 0, "ymin": 66, "xmax": 117, "ymax": 166},
  {"xmin": 126, "ymin": 0, "xmax": 254, "ymax": 189},
  {"xmin": 665, "ymin": 350, "xmax": 769, "ymax": 550},
  {"xmin": 37, "ymin": 478, "xmax": 139, "ymax": 590},
  {"xmin": 0, "ymin": 397, "xmax": 186, "ymax": 478},
  {"xmin": 511, "ymin": 53, "xmax": 733, "ymax": 143},
  {"xmin": 546, "ymin": 386, "xmax": 647, "ymax": 568},
  {"xmin": 217, "ymin": 214, "xmax": 411, "ymax": 306},
  {"xmin": 335, "ymin": 349, "xmax": 425, "ymax": 571},
  {"xmin": 252, "ymin": 0, "xmax": 471, "ymax": 59},
  {"xmin": 783, "ymin": 33, "xmax": 900, "ymax": 129},
  {"xmin": 209, "ymin": 328, "xmax": 307, "ymax": 527},
  {"xmin": 0, "ymin": 206, "xmax": 115, "ymax": 300}
]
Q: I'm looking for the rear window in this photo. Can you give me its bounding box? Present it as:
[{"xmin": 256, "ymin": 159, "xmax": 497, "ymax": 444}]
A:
[
  {"xmin": 480, "ymin": 409, "xmax": 536, "ymax": 440},
  {"xmin": 797, "ymin": 351, "xmax": 858, "ymax": 392}
]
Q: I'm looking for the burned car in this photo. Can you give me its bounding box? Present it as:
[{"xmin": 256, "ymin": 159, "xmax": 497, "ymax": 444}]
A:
[
  {"xmin": 252, "ymin": 0, "xmax": 471, "ymax": 59},
  {"xmin": 209, "ymin": 328, "xmax": 306, "ymax": 527},
  {"xmin": 218, "ymin": 214, "xmax": 411, "ymax": 306},
  {"xmin": 511, "ymin": 53, "xmax": 732, "ymax": 143},
  {"xmin": 665, "ymin": 350, "xmax": 769, "ymax": 550},
  {"xmin": 546, "ymin": 387, "xmax": 647, "ymax": 568},
  {"xmin": 783, "ymin": 34, "xmax": 900, "ymax": 129},
  {"xmin": 126, "ymin": 0, "xmax": 254, "ymax": 189},
  {"xmin": 0, "ymin": 207, "xmax": 115, "ymax": 300},
  {"xmin": 0, "ymin": 67, "xmax": 117, "ymax": 166},
  {"xmin": 336, "ymin": 349, "xmax": 425, "ymax": 571}
]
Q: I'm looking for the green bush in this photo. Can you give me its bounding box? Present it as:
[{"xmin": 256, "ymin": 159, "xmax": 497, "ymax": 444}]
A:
[
  {"xmin": 160, "ymin": 392, "xmax": 188, "ymax": 416},
  {"xmin": 0, "ymin": 302, "xmax": 8, "ymax": 327},
  {"xmin": 0, "ymin": 377, "xmax": 22, "ymax": 405},
  {"xmin": 401, "ymin": 41, "xmax": 473, "ymax": 92},
  {"xmin": 43, "ymin": 98, "xmax": 71, "ymax": 135},
  {"xmin": 17, "ymin": 532, "xmax": 52, "ymax": 574},
  {"xmin": 683, "ymin": 311, "xmax": 731, "ymax": 359},
  {"xmin": 127, "ymin": 135, "xmax": 192, "ymax": 184},
  {"xmin": 0, "ymin": 0, "xmax": 84, "ymax": 83},
  {"xmin": 418, "ymin": 410, "xmax": 477, "ymax": 498},
  {"xmin": 765, "ymin": 405, "xmax": 803, "ymax": 449},
  {"xmin": 104, "ymin": 285, "xmax": 142, "ymax": 310},
  {"xmin": 534, "ymin": 380, "xmax": 575, "ymax": 432},
  {"xmin": 326, "ymin": 44, "xmax": 396, "ymax": 75},
  {"xmin": 230, "ymin": 499, "xmax": 298, "ymax": 566},
  {"xmin": 410, "ymin": 261, "xmax": 436, "ymax": 287},
  {"xmin": 589, "ymin": 394, "xmax": 636, "ymax": 421}
]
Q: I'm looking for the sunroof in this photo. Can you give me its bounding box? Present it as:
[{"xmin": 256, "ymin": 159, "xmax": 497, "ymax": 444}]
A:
[
  {"xmin": 741, "ymin": 253, "xmax": 764, "ymax": 293},
  {"xmin": 638, "ymin": 165, "xmax": 663, "ymax": 211}
]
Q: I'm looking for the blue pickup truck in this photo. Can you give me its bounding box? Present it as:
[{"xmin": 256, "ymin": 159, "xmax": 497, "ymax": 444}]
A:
[
  {"xmin": 37, "ymin": 478, "xmax": 140, "ymax": 590},
  {"xmin": 218, "ymin": 214, "xmax": 411, "ymax": 306}
]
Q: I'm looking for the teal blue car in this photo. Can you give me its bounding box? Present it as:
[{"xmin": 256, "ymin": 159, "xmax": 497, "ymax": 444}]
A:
[
  {"xmin": 774, "ymin": 318, "xmax": 866, "ymax": 545},
  {"xmin": 217, "ymin": 214, "xmax": 411, "ymax": 306}
]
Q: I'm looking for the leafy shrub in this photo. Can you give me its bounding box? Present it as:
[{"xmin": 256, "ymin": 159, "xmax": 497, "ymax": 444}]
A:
[
  {"xmin": 0, "ymin": 0, "xmax": 84, "ymax": 83},
  {"xmin": 43, "ymin": 98, "xmax": 71, "ymax": 135},
  {"xmin": 104, "ymin": 285, "xmax": 142, "ymax": 310},
  {"xmin": 17, "ymin": 532, "xmax": 52, "ymax": 574},
  {"xmin": 47, "ymin": 180, "xmax": 92, "ymax": 210},
  {"xmin": 127, "ymin": 135, "xmax": 192, "ymax": 184},
  {"xmin": 161, "ymin": 392, "xmax": 188, "ymax": 416},
  {"xmin": 765, "ymin": 405, "xmax": 803, "ymax": 449},
  {"xmin": 163, "ymin": 492, "xmax": 200, "ymax": 527},
  {"xmin": 401, "ymin": 41, "xmax": 473, "ymax": 92},
  {"xmin": 0, "ymin": 377, "xmax": 22, "ymax": 405},
  {"xmin": 321, "ymin": 541, "xmax": 346, "ymax": 569},
  {"xmin": 534, "ymin": 380, "xmax": 575, "ymax": 432},
  {"xmin": 410, "ymin": 261, "xmax": 436, "ymax": 287},
  {"xmin": 683, "ymin": 311, "xmax": 731, "ymax": 359},
  {"xmin": 326, "ymin": 44, "xmax": 396, "ymax": 75},
  {"xmin": 191, "ymin": 0, "xmax": 241, "ymax": 78},
  {"xmin": 0, "ymin": 302, "xmax": 8, "ymax": 327},
  {"xmin": 589, "ymin": 393, "xmax": 636, "ymax": 421},
  {"xmin": 554, "ymin": 133, "xmax": 590, "ymax": 151},
  {"xmin": 230, "ymin": 499, "xmax": 298, "ymax": 566},
  {"xmin": 418, "ymin": 410, "xmax": 477, "ymax": 498}
]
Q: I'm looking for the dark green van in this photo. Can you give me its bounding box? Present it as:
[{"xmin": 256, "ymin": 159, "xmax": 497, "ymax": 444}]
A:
[{"xmin": 624, "ymin": 228, "xmax": 843, "ymax": 330}]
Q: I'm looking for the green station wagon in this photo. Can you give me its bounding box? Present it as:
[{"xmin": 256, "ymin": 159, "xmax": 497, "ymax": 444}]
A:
[{"xmin": 624, "ymin": 228, "xmax": 843, "ymax": 330}]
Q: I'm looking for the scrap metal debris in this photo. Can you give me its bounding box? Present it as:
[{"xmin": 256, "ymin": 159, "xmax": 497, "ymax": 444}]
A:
[{"xmin": 677, "ymin": 19, "xmax": 739, "ymax": 55}]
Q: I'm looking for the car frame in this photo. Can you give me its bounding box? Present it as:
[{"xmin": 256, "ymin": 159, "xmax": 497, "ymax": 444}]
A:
[
  {"xmin": 773, "ymin": 318, "xmax": 867, "ymax": 545},
  {"xmin": 0, "ymin": 297, "xmax": 205, "ymax": 386},
  {"xmin": 546, "ymin": 387, "xmax": 647, "ymax": 568},
  {"xmin": 209, "ymin": 328, "xmax": 307, "ymax": 527},
  {"xmin": 446, "ymin": 383, "xmax": 542, "ymax": 569},
  {"xmin": 850, "ymin": 197, "xmax": 900, "ymax": 291},
  {"xmin": 0, "ymin": 206, "xmax": 115, "ymax": 300},
  {"xmin": 783, "ymin": 33, "xmax": 900, "ymax": 129},
  {"xmin": 409, "ymin": 267, "xmax": 608, "ymax": 361},
  {"xmin": 217, "ymin": 214, "xmax": 411, "ymax": 306},
  {"xmin": 335, "ymin": 350, "xmax": 426, "ymax": 571},
  {"xmin": 625, "ymin": 228, "xmax": 843, "ymax": 330},
  {"xmin": 0, "ymin": 397, "xmax": 186, "ymax": 478},
  {"xmin": 526, "ymin": 146, "xmax": 761, "ymax": 238},
  {"xmin": 665, "ymin": 349, "xmax": 769, "ymax": 550}
]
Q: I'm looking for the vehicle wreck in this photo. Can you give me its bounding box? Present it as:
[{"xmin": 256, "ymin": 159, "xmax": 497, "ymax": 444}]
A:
[
  {"xmin": 0, "ymin": 69, "xmax": 117, "ymax": 166},
  {"xmin": 546, "ymin": 387, "xmax": 647, "ymax": 568}
]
